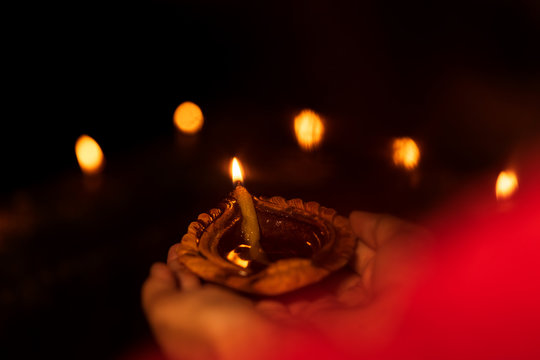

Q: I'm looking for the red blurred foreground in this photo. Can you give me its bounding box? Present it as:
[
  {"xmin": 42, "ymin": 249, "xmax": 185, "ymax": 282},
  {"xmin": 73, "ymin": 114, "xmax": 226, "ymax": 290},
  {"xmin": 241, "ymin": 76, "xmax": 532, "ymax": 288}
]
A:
[
  {"xmin": 134, "ymin": 145, "xmax": 540, "ymax": 360},
  {"xmin": 379, "ymin": 161, "xmax": 540, "ymax": 360}
]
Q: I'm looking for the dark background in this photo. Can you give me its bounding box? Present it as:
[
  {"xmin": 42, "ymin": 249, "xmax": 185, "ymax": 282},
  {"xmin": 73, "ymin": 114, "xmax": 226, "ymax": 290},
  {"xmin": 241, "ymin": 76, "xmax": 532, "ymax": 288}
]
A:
[{"xmin": 1, "ymin": 0, "xmax": 539, "ymax": 358}]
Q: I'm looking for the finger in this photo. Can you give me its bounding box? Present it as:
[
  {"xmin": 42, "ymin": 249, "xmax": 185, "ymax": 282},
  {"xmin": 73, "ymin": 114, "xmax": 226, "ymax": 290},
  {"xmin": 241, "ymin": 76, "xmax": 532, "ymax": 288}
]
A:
[
  {"xmin": 335, "ymin": 273, "xmax": 362, "ymax": 293},
  {"xmin": 349, "ymin": 211, "xmax": 415, "ymax": 249},
  {"xmin": 256, "ymin": 300, "xmax": 291, "ymax": 322},
  {"xmin": 176, "ymin": 270, "xmax": 202, "ymax": 291},
  {"xmin": 348, "ymin": 212, "xmax": 389, "ymax": 285},
  {"xmin": 335, "ymin": 274, "xmax": 370, "ymax": 306},
  {"xmin": 166, "ymin": 257, "xmax": 202, "ymax": 292},
  {"xmin": 167, "ymin": 243, "xmax": 181, "ymax": 263},
  {"xmin": 141, "ymin": 262, "xmax": 178, "ymax": 312},
  {"xmin": 361, "ymin": 258, "xmax": 374, "ymax": 293},
  {"xmin": 352, "ymin": 240, "xmax": 376, "ymax": 275},
  {"xmin": 166, "ymin": 243, "xmax": 202, "ymax": 291},
  {"xmin": 350, "ymin": 212, "xmax": 428, "ymax": 294}
]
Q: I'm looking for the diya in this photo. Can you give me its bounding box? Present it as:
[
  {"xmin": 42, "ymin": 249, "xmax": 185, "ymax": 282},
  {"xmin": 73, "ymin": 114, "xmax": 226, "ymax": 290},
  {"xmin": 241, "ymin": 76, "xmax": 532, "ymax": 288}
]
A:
[{"xmin": 173, "ymin": 158, "xmax": 356, "ymax": 295}]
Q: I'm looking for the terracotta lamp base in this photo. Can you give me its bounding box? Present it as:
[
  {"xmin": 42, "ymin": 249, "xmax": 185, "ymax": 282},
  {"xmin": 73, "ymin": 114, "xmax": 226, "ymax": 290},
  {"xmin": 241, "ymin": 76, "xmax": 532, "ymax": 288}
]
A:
[{"xmin": 175, "ymin": 195, "xmax": 357, "ymax": 295}]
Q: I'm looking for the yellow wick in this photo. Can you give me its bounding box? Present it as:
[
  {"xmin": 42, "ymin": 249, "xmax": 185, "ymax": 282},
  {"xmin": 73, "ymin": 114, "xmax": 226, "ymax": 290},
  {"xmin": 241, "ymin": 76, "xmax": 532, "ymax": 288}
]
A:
[{"xmin": 233, "ymin": 185, "xmax": 265, "ymax": 261}]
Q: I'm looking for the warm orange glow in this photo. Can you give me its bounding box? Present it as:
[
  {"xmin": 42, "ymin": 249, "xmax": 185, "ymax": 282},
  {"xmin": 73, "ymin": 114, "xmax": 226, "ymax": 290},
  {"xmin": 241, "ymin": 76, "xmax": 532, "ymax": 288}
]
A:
[
  {"xmin": 173, "ymin": 101, "xmax": 204, "ymax": 134},
  {"xmin": 231, "ymin": 157, "xmax": 244, "ymax": 184},
  {"xmin": 75, "ymin": 135, "xmax": 104, "ymax": 175},
  {"xmin": 496, "ymin": 170, "xmax": 518, "ymax": 200},
  {"xmin": 392, "ymin": 137, "xmax": 420, "ymax": 170},
  {"xmin": 294, "ymin": 109, "xmax": 325, "ymax": 151},
  {"xmin": 226, "ymin": 245, "xmax": 251, "ymax": 268}
]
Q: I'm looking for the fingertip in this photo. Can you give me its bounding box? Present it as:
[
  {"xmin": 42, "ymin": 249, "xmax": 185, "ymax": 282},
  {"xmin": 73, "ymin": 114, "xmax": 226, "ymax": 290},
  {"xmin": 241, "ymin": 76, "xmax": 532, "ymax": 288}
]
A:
[
  {"xmin": 349, "ymin": 210, "xmax": 367, "ymax": 218},
  {"xmin": 167, "ymin": 243, "xmax": 181, "ymax": 263},
  {"xmin": 150, "ymin": 261, "xmax": 166, "ymax": 273},
  {"xmin": 150, "ymin": 262, "xmax": 174, "ymax": 281},
  {"xmin": 336, "ymin": 274, "xmax": 370, "ymax": 307},
  {"xmin": 177, "ymin": 271, "xmax": 201, "ymax": 291},
  {"xmin": 166, "ymin": 245, "xmax": 202, "ymax": 291},
  {"xmin": 350, "ymin": 210, "xmax": 372, "ymax": 218},
  {"xmin": 351, "ymin": 211, "xmax": 415, "ymax": 248},
  {"xmin": 349, "ymin": 210, "xmax": 362, "ymax": 224},
  {"xmin": 150, "ymin": 260, "xmax": 201, "ymax": 291},
  {"xmin": 362, "ymin": 259, "xmax": 374, "ymax": 293},
  {"xmin": 349, "ymin": 211, "xmax": 376, "ymax": 230},
  {"xmin": 349, "ymin": 211, "xmax": 379, "ymax": 248},
  {"xmin": 353, "ymin": 241, "xmax": 376, "ymax": 274}
]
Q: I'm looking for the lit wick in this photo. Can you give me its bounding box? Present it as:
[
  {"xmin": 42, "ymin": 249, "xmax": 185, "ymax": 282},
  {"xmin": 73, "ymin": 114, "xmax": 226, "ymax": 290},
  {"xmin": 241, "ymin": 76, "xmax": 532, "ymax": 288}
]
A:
[{"xmin": 230, "ymin": 157, "xmax": 266, "ymax": 262}]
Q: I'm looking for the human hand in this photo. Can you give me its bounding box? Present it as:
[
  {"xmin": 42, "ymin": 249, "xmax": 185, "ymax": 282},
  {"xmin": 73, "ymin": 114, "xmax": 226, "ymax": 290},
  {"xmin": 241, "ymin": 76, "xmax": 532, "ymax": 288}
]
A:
[
  {"xmin": 142, "ymin": 245, "xmax": 288, "ymax": 360},
  {"xmin": 279, "ymin": 210, "xmax": 430, "ymax": 352},
  {"xmin": 142, "ymin": 211, "xmax": 428, "ymax": 359}
]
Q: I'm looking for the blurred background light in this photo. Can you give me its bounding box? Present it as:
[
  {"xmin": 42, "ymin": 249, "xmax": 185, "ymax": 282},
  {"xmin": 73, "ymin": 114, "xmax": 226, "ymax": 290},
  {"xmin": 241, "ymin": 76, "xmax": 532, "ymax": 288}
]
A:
[
  {"xmin": 392, "ymin": 137, "xmax": 420, "ymax": 170},
  {"xmin": 75, "ymin": 135, "xmax": 104, "ymax": 175},
  {"xmin": 294, "ymin": 109, "xmax": 324, "ymax": 151},
  {"xmin": 496, "ymin": 170, "xmax": 518, "ymax": 200},
  {"xmin": 174, "ymin": 101, "xmax": 204, "ymax": 135}
]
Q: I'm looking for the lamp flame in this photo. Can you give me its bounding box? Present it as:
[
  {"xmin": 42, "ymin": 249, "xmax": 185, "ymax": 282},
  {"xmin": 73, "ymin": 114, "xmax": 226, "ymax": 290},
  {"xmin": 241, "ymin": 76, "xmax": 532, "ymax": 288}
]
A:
[
  {"xmin": 496, "ymin": 170, "xmax": 518, "ymax": 200},
  {"xmin": 173, "ymin": 101, "xmax": 204, "ymax": 134},
  {"xmin": 75, "ymin": 135, "xmax": 104, "ymax": 175},
  {"xmin": 392, "ymin": 137, "xmax": 420, "ymax": 170},
  {"xmin": 294, "ymin": 109, "xmax": 324, "ymax": 151},
  {"xmin": 231, "ymin": 157, "xmax": 244, "ymax": 185}
]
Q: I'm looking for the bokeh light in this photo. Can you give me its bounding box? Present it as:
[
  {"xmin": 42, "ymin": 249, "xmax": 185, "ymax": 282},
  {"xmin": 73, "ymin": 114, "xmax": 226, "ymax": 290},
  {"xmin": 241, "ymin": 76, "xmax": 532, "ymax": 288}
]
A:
[
  {"xmin": 496, "ymin": 170, "xmax": 518, "ymax": 200},
  {"xmin": 294, "ymin": 109, "xmax": 325, "ymax": 151},
  {"xmin": 392, "ymin": 137, "xmax": 420, "ymax": 170},
  {"xmin": 75, "ymin": 135, "xmax": 105, "ymax": 175},
  {"xmin": 173, "ymin": 101, "xmax": 204, "ymax": 134}
]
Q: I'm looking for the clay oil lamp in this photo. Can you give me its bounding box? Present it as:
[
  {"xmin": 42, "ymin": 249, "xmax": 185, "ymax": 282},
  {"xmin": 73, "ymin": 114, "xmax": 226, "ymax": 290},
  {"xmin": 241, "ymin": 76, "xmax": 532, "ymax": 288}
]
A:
[{"xmin": 174, "ymin": 157, "xmax": 356, "ymax": 295}]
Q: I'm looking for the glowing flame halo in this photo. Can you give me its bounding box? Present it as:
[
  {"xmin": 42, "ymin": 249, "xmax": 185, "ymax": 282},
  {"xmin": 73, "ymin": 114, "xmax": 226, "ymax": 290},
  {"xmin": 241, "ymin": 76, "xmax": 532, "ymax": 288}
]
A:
[{"xmin": 231, "ymin": 157, "xmax": 244, "ymax": 185}]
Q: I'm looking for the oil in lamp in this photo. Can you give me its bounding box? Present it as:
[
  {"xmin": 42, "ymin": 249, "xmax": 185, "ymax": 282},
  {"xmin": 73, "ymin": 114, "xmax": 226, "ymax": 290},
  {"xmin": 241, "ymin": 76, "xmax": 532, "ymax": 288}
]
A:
[{"xmin": 173, "ymin": 157, "xmax": 356, "ymax": 295}]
